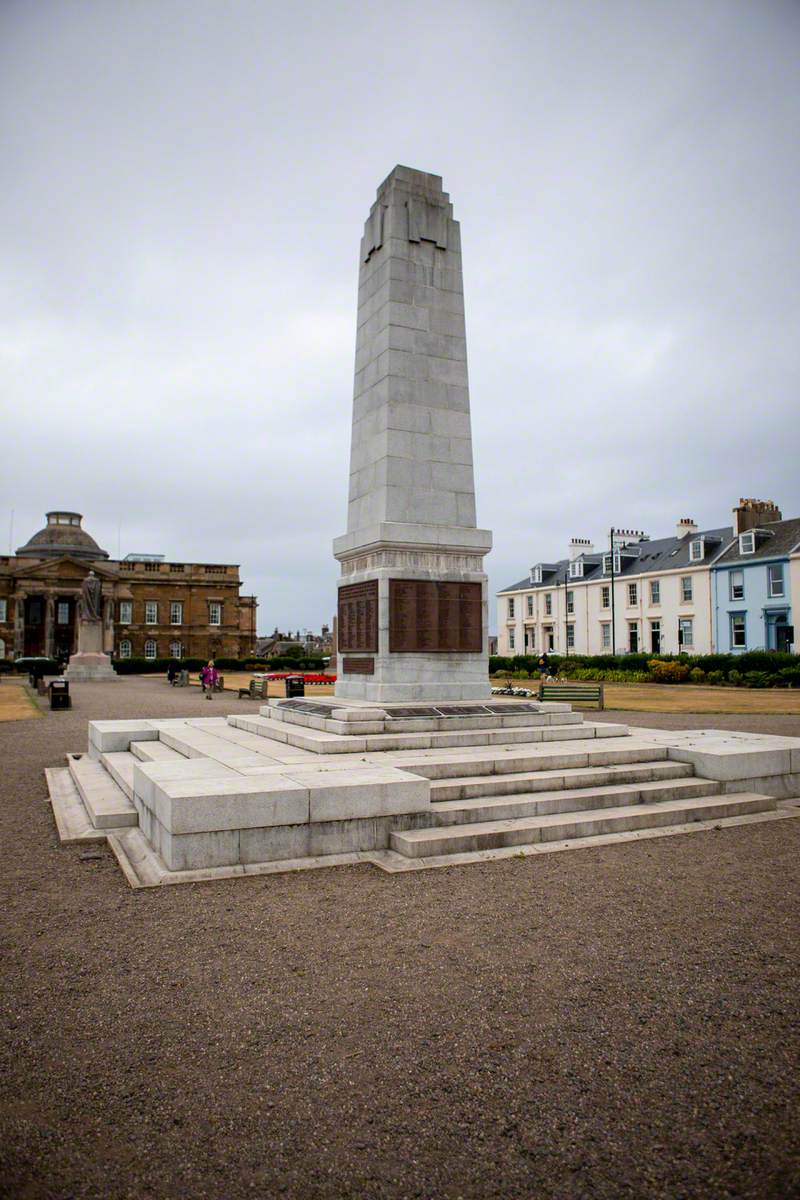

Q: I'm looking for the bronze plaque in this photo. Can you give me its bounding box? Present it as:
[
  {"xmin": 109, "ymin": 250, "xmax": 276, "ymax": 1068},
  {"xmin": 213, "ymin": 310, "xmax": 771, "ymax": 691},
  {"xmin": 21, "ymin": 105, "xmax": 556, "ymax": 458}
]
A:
[
  {"xmin": 337, "ymin": 580, "xmax": 378, "ymax": 653},
  {"xmin": 342, "ymin": 656, "xmax": 375, "ymax": 675},
  {"xmin": 389, "ymin": 580, "xmax": 482, "ymax": 653}
]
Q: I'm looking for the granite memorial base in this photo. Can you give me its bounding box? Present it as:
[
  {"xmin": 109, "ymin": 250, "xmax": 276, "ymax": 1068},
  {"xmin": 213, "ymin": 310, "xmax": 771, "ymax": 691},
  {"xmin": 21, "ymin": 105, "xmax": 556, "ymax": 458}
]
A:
[{"xmin": 45, "ymin": 702, "xmax": 800, "ymax": 886}]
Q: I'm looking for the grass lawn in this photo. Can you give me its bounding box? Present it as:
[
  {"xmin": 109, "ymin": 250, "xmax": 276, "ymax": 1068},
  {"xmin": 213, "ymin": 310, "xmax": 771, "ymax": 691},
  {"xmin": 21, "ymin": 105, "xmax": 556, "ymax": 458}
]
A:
[
  {"xmin": 0, "ymin": 678, "xmax": 43, "ymax": 722},
  {"xmin": 217, "ymin": 670, "xmax": 800, "ymax": 715}
]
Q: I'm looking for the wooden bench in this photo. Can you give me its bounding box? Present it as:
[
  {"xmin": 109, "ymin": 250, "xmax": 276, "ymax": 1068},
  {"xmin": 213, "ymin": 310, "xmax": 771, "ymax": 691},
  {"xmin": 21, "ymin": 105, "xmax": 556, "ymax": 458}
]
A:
[
  {"xmin": 539, "ymin": 682, "xmax": 604, "ymax": 709},
  {"xmin": 238, "ymin": 677, "xmax": 268, "ymax": 700}
]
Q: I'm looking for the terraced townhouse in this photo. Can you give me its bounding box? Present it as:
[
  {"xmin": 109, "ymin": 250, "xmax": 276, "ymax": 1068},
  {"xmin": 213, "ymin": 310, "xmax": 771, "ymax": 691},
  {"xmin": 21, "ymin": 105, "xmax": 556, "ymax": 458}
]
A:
[{"xmin": 497, "ymin": 499, "xmax": 798, "ymax": 658}]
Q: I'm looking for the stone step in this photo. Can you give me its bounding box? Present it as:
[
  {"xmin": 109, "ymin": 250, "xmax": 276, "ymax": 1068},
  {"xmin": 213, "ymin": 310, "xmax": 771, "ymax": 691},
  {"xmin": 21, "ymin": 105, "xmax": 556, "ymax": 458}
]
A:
[
  {"xmin": 400, "ymin": 741, "xmax": 669, "ymax": 781},
  {"xmin": 430, "ymin": 759, "xmax": 694, "ymax": 802},
  {"xmin": 100, "ymin": 751, "xmax": 137, "ymax": 800},
  {"xmin": 389, "ymin": 793, "xmax": 776, "ymax": 858},
  {"xmin": 428, "ymin": 777, "xmax": 720, "ymax": 826},
  {"xmin": 67, "ymin": 753, "xmax": 138, "ymax": 830},
  {"xmin": 131, "ymin": 740, "xmax": 186, "ymax": 763}
]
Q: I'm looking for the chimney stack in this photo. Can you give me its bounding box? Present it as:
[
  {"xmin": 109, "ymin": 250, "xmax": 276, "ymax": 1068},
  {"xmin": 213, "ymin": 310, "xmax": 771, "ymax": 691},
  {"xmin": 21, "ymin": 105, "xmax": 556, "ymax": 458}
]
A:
[
  {"xmin": 568, "ymin": 537, "xmax": 594, "ymax": 561},
  {"xmin": 676, "ymin": 517, "xmax": 698, "ymax": 539},
  {"xmin": 733, "ymin": 498, "xmax": 782, "ymax": 535}
]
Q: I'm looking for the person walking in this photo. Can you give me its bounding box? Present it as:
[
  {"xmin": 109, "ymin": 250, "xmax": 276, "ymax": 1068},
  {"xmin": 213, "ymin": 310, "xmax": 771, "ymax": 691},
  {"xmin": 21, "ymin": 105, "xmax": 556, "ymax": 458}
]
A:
[{"xmin": 201, "ymin": 660, "xmax": 218, "ymax": 700}]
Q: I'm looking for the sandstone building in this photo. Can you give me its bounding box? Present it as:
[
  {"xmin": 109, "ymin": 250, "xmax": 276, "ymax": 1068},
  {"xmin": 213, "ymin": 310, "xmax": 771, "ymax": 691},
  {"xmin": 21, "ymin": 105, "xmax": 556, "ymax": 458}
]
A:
[{"xmin": 0, "ymin": 511, "xmax": 257, "ymax": 662}]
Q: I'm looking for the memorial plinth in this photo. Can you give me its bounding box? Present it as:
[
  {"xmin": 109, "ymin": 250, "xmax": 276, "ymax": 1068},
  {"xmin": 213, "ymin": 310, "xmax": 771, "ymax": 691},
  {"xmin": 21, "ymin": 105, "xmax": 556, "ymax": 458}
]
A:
[{"xmin": 333, "ymin": 166, "xmax": 492, "ymax": 702}]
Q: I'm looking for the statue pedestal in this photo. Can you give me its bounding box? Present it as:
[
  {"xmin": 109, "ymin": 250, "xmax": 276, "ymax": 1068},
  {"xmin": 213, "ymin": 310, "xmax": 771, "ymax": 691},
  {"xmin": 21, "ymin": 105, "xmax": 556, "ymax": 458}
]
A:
[{"xmin": 65, "ymin": 620, "xmax": 117, "ymax": 682}]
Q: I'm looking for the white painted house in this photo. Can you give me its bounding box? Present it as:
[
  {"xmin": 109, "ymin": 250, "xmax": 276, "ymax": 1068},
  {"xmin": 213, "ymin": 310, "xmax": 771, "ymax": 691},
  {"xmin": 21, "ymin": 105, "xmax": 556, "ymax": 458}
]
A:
[{"xmin": 497, "ymin": 519, "xmax": 731, "ymax": 657}]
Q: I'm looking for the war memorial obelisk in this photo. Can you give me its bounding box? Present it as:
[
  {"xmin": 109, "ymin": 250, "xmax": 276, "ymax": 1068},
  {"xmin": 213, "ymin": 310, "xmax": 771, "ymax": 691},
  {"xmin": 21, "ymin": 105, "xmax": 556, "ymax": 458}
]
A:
[{"xmin": 333, "ymin": 166, "xmax": 492, "ymax": 702}]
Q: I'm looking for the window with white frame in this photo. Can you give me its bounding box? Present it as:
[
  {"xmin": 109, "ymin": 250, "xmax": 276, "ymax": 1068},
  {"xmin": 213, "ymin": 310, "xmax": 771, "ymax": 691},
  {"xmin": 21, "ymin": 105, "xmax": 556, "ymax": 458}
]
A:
[
  {"xmin": 531, "ymin": 565, "xmax": 542, "ymax": 583},
  {"xmin": 170, "ymin": 601, "xmax": 183, "ymax": 625},
  {"xmin": 169, "ymin": 640, "xmax": 183, "ymax": 659},
  {"xmin": 0, "ymin": 599, "xmax": 7, "ymax": 623},
  {"xmin": 689, "ymin": 538, "xmax": 704, "ymax": 562},
  {"xmin": 119, "ymin": 639, "xmax": 132, "ymax": 659},
  {"xmin": 208, "ymin": 601, "xmax": 222, "ymax": 626},
  {"xmin": 681, "ymin": 576, "xmax": 693, "ymax": 602},
  {"xmin": 566, "ymin": 624, "xmax": 575, "ymax": 649},
  {"xmin": 602, "ymin": 551, "xmax": 621, "ymax": 575},
  {"xmin": 566, "ymin": 590, "xmax": 574, "ymax": 615},
  {"xmin": 57, "ymin": 601, "xmax": 69, "ymax": 624},
  {"xmin": 601, "ymin": 585, "xmax": 610, "ymax": 609},
  {"xmin": 545, "ymin": 593, "xmax": 552, "ymax": 615},
  {"xmin": 145, "ymin": 601, "xmax": 158, "ymax": 624},
  {"xmin": 508, "ymin": 598, "xmax": 515, "ymax": 619},
  {"xmin": 649, "ymin": 580, "xmax": 660, "ymax": 605},
  {"xmin": 730, "ymin": 613, "xmax": 746, "ymax": 649},
  {"xmin": 526, "ymin": 594, "xmax": 533, "ymax": 617},
  {"xmin": 509, "ymin": 628, "xmax": 515, "ymax": 650},
  {"xmin": 627, "ymin": 582, "xmax": 638, "ymax": 606},
  {"xmin": 678, "ymin": 618, "xmax": 694, "ymax": 649},
  {"xmin": 739, "ymin": 531, "xmax": 755, "ymax": 554},
  {"xmin": 569, "ymin": 560, "xmax": 583, "ymax": 579},
  {"xmin": 119, "ymin": 600, "xmax": 132, "ymax": 624},
  {"xmin": 729, "ymin": 570, "xmax": 744, "ymax": 601},
  {"xmin": 144, "ymin": 639, "xmax": 157, "ymax": 660},
  {"xmin": 601, "ymin": 622, "xmax": 611, "ymax": 649},
  {"xmin": 0, "ymin": 638, "xmax": 5, "ymax": 659},
  {"xmin": 767, "ymin": 564, "xmax": 785, "ymax": 598}
]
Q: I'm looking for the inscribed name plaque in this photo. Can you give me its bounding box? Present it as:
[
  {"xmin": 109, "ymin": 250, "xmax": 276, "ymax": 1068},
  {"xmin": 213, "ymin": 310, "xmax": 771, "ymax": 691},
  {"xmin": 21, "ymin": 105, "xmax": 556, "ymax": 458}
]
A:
[
  {"xmin": 337, "ymin": 580, "xmax": 378, "ymax": 653},
  {"xmin": 389, "ymin": 580, "xmax": 482, "ymax": 653},
  {"xmin": 342, "ymin": 656, "xmax": 375, "ymax": 675}
]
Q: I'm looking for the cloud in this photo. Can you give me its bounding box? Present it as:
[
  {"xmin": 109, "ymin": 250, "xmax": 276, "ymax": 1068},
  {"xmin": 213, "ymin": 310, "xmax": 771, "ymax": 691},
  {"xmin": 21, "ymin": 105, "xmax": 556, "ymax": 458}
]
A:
[{"xmin": 2, "ymin": 0, "xmax": 799, "ymax": 631}]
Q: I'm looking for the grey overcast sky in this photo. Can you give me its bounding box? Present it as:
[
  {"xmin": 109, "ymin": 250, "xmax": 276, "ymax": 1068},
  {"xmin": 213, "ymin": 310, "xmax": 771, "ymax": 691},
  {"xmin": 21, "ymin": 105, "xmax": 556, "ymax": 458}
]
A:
[{"xmin": 2, "ymin": 0, "xmax": 799, "ymax": 634}]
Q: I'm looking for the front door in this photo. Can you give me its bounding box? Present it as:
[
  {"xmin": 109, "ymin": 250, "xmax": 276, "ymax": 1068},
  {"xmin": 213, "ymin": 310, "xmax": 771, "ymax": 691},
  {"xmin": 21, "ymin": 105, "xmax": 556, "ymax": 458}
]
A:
[
  {"xmin": 650, "ymin": 621, "xmax": 661, "ymax": 654},
  {"xmin": 628, "ymin": 623, "xmax": 639, "ymax": 653},
  {"xmin": 54, "ymin": 597, "xmax": 76, "ymax": 659},
  {"xmin": 23, "ymin": 596, "xmax": 44, "ymax": 656}
]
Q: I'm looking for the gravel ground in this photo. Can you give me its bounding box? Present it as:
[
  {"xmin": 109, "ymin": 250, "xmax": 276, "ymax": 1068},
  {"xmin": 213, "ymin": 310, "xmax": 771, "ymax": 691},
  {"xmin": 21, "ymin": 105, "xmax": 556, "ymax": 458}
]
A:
[{"xmin": 1, "ymin": 678, "xmax": 799, "ymax": 1200}]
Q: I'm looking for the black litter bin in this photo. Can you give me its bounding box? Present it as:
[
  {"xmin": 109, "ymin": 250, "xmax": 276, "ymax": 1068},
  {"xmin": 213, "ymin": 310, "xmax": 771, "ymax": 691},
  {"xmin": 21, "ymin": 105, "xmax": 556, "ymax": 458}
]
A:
[
  {"xmin": 49, "ymin": 679, "xmax": 71, "ymax": 710},
  {"xmin": 285, "ymin": 674, "xmax": 305, "ymax": 698}
]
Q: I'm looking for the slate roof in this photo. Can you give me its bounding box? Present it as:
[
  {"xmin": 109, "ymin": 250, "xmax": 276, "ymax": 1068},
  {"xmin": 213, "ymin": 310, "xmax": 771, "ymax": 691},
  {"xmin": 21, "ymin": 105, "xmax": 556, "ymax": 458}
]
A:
[
  {"xmin": 498, "ymin": 526, "xmax": 734, "ymax": 593},
  {"xmin": 712, "ymin": 517, "xmax": 800, "ymax": 566}
]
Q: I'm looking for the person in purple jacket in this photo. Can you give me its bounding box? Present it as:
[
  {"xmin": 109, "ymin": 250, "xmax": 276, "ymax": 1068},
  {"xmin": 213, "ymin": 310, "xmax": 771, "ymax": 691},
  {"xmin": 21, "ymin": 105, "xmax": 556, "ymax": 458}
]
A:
[{"xmin": 201, "ymin": 660, "xmax": 218, "ymax": 700}]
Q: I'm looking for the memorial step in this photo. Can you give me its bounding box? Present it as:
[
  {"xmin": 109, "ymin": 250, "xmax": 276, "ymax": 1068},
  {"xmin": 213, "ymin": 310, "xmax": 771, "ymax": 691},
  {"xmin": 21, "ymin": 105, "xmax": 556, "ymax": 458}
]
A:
[
  {"xmin": 427, "ymin": 776, "xmax": 720, "ymax": 827},
  {"xmin": 100, "ymin": 751, "xmax": 137, "ymax": 800},
  {"xmin": 398, "ymin": 741, "xmax": 670, "ymax": 781},
  {"xmin": 67, "ymin": 753, "xmax": 138, "ymax": 830},
  {"xmin": 130, "ymin": 740, "xmax": 186, "ymax": 763},
  {"xmin": 430, "ymin": 759, "xmax": 694, "ymax": 802},
  {"xmin": 389, "ymin": 793, "xmax": 777, "ymax": 858}
]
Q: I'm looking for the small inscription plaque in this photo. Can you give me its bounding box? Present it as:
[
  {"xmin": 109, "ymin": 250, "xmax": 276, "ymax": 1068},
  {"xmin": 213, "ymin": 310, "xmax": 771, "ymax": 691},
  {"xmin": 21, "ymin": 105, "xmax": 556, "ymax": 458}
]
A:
[
  {"xmin": 342, "ymin": 656, "xmax": 375, "ymax": 675},
  {"xmin": 338, "ymin": 580, "xmax": 378, "ymax": 653},
  {"xmin": 389, "ymin": 580, "xmax": 482, "ymax": 653}
]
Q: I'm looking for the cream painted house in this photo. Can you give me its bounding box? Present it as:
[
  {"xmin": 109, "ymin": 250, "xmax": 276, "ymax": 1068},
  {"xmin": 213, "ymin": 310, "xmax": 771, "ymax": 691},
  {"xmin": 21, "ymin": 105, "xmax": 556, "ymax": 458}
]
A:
[{"xmin": 497, "ymin": 520, "xmax": 728, "ymax": 657}]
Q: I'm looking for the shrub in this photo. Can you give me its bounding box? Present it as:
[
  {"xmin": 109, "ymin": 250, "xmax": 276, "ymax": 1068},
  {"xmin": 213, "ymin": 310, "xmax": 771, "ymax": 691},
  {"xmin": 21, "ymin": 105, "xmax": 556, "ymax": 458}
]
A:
[
  {"xmin": 728, "ymin": 669, "xmax": 742, "ymax": 686},
  {"xmin": 689, "ymin": 667, "xmax": 706, "ymax": 684},
  {"xmin": 707, "ymin": 670, "xmax": 725, "ymax": 686},
  {"xmin": 648, "ymin": 659, "xmax": 690, "ymax": 684},
  {"xmin": 778, "ymin": 667, "xmax": 800, "ymax": 688},
  {"xmin": 743, "ymin": 671, "xmax": 773, "ymax": 689}
]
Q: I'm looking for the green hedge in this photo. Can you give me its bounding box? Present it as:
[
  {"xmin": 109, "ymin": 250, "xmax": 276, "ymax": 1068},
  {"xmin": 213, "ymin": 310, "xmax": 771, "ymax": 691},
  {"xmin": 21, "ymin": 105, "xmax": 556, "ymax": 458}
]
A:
[
  {"xmin": 488, "ymin": 652, "xmax": 800, "ymax": 688},
  {"xmin": 110, "ymin": 655, "xmax": 329, "ymax": 675}
]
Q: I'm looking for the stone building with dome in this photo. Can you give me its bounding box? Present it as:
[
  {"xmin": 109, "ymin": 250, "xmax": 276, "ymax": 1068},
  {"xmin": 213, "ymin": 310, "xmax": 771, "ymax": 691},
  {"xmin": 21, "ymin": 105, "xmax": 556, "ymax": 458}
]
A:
[{"xmin": 0, "ymin": 511, "xmax": 258, "ymax": 663}]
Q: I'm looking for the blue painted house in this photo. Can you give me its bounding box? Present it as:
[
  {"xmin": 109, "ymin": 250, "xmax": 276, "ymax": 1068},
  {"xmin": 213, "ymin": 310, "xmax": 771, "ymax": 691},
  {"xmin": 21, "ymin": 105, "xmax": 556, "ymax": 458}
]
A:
[{"xmin": 711, "ymin": 512, "xmax": 800, "ymax": 653}]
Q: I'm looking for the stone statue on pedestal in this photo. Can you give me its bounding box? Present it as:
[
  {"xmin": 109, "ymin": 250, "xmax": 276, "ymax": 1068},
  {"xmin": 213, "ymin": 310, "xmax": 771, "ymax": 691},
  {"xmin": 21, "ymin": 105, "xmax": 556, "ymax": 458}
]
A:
[
  {"xmin": 79, "ymin": 571, "xmax": 102, "ymax": 622},
  {"xmin": 64, "ymin": 571, "xmax": 118, "ymax": 683}
]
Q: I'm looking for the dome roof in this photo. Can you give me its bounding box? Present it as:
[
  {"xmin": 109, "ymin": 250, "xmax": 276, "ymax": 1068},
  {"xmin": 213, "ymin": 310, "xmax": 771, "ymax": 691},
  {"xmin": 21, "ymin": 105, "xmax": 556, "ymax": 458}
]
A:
[{"xmin": 16, "ymin": 511, "xmax": 109, "ymax": 561}]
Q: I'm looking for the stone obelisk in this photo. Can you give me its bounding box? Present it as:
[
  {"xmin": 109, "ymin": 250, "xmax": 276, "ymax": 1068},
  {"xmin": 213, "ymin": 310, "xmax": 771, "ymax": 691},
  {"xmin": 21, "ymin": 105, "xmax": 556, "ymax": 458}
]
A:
[{"xmin": 333, "ymin": 166, "xmax": 492, "ymax": 703}]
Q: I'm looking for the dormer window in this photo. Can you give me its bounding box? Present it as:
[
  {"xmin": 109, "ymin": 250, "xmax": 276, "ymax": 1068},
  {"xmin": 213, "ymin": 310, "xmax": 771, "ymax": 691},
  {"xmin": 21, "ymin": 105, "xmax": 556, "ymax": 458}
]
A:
[
  {"xmin": 530, "ymin": 565, "xmax": 542, "ymax": 584},
  {"xmin": 689, "ymin": 538, "xmax": 704, "ymax": 562},
  {"xmin": 602, "ymin": 552, "xmax": 621, "ymax": 575},
  {"xmin": 569, "ymin": 559, "xmax": 584, "ymax": 579},
  {"xmin": 739, "ymin": 532, "xmax": 756, "ymax": 555}
]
